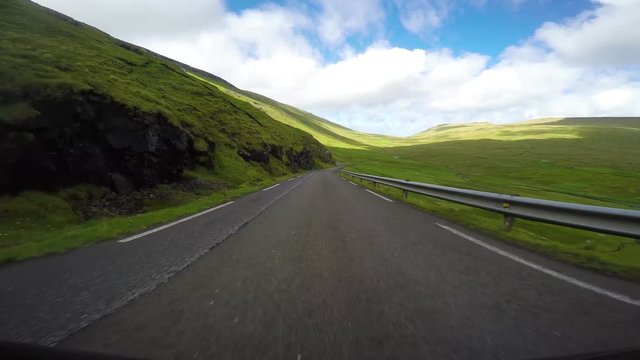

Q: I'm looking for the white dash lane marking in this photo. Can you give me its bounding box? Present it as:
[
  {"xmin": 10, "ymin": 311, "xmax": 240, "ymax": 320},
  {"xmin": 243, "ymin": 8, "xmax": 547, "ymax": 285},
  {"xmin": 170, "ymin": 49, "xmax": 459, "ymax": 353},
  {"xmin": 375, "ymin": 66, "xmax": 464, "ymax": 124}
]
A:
[
  {"xmin": 262, "ymin": 183, "xmax": 280, "ymax": 191},
  {"xmin": 348, "ymin": 181, "xmax": 357, "ymax": 186},
  {"xmin": 365, "ymin": 189, "xmax": 393, "ymax": 202},
  {"xmin": 119, "ymin": 201, "xmax": 234, "ymax": 243},
  {"xmin": 436, "ymin": 223, "xmax": 640, "ymax": 307}
]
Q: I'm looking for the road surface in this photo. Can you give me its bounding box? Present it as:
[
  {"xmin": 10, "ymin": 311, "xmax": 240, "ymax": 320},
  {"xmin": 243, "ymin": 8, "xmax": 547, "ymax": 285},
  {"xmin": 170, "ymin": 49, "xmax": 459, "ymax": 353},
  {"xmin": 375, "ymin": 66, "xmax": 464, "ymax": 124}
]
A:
[{"xmin": 1, "ymin": 169, "xmax": 640, "ymax": 359}]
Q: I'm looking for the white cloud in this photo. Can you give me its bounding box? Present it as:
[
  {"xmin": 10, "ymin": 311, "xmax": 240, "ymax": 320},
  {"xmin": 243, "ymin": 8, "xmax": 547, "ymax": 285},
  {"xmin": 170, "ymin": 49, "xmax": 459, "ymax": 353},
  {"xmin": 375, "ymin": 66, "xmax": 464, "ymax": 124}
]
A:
[
  {"xmin": 141, "ymin": 5, "xmax": 320, "ymax": 94},
  {"xmin": 534, "ymin": 0, "xmax": 640, "ymax": 66},
  {"xmin": 33, "ymin": 0, "xmax": 640, "ymax": 136},
  {"xmin": 312, "ymin": 0, "xmax": 385, "ymax": 45},
  {"xmin": 34, "ymin": 0, "xmax": 226, "ymax": 40},
  {"xmin": 393, "ymin": 0, "xmax": 452, "ymax": 33}
]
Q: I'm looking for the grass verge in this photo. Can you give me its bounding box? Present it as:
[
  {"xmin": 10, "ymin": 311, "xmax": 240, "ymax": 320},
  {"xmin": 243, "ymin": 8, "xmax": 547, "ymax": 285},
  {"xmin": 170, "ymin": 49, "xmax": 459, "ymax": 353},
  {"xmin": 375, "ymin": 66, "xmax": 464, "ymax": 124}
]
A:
[
  {"xmin": 0, "ymin": 174, "xmax": 297, "ymax": 264},
  {"xmin": 341, "ymin": 173, "xmax": 640, "ymax": 282}
]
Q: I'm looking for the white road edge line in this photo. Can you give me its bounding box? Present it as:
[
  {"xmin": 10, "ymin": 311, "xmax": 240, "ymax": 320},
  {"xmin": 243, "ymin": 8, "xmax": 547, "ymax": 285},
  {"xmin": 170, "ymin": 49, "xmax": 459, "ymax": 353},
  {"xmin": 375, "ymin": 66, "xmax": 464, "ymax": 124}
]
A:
[
  {"xmin": 118, "ymin": 201, "xmax": 234, "ymax": 243},
  {"xmin": 348, "ymin": 181, "xmax": 357, "ymax": 186},
  {"xmin": 262, "ymin": 183, "xmax": 280, "ymax": 191},
  {"xmin": 365, "ymin": 189, "xmax": 393, "ymax": 203},
  {"xmin": 436, "ymin": 223, "xmax": 640, "ymax": 307}
]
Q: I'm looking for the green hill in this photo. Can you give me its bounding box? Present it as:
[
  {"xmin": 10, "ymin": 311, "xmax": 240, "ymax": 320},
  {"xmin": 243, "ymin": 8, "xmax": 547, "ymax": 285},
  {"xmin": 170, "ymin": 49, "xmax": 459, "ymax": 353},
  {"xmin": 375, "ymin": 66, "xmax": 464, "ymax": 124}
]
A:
[
  {"xmin": 187, "ymin": 72, "xmax": 406, "ymax": 149},
  {"xmin": 175, "ymin": 74, "xmax": 640, "ymax": 210},
  {"xmin": 193, "ymin": 69, "xmax": 640, "ymax": 212},
  {"xmin": 0, "ymin": 0, "xmax": 332, "ymax": 261},
  {"xmin": 186, "ymin": 72, "xmax": 640, "ymax": 170},
  {"xmin": 0, "ymin": 0, "xmax": 332, "ymax": 189},
  {"xmin": 339, "ymin": 120, "xmax": 640, "ymax": 280},
  {"xmin": 197, "ymin": 71, "xmax": 640, "ymax": 280}
]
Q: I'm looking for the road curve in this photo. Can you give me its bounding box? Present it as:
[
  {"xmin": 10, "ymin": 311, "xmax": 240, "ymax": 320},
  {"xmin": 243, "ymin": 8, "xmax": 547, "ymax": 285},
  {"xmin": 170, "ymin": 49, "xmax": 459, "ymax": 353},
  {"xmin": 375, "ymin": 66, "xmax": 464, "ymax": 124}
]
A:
[{"xmin": 48, "ymin": 169, "xmax": 640, "ymax": 359}]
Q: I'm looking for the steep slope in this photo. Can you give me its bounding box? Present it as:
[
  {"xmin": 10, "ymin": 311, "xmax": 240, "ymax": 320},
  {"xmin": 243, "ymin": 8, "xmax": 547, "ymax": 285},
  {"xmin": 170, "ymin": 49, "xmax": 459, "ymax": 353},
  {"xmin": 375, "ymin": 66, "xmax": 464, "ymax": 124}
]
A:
[
  {"xmin": 0, "ymin": 0, "xmax": 332, "ymax": 262},
  {"xmin": 187, "ymin": 72, "xmax": 404, "ymax": 149},
  {"xmin": 0, "ymin": 0, "xmax": 332, "ymax": 195}
]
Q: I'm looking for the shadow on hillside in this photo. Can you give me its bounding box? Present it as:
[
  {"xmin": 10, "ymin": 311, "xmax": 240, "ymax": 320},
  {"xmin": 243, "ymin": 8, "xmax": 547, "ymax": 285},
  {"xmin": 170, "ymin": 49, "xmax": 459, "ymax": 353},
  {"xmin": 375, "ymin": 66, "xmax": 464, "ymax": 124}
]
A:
[{"xmin": 332, "ymin": 126, "xmax": 640, "ymax": 208}]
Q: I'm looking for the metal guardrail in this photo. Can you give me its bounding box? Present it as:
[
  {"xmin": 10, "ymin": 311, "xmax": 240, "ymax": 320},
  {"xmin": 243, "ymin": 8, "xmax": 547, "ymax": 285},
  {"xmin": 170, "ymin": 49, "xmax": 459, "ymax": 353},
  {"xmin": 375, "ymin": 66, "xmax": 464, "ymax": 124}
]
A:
[{"xmin": 342, "ymin": 170, "xmax": 640, "ymax": 239}]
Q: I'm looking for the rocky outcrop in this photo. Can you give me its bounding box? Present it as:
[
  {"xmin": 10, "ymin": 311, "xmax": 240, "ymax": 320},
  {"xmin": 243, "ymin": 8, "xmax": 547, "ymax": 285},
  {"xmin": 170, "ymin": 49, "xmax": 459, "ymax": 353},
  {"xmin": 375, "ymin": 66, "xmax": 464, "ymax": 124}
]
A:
[
  {"xmin": 237, "ymin": 143, "xmax": 332, "ymax": 171},
  {"xmin": 0, "ymin": 91, "xmax": 213, "ymax": 194},
  {"xmin": 286, "ymin": 148, "xmax": 315, "ymax": 171},
  {"xmin": 237, "ymin": 145, "xmax": 271, "ymax": 165},
  {"xmin": 290, "ymin": 146, "xmax": 333, "ymax": 170},
  {"xmin": 1, "ymin": 90, "xmax": 333, "ymax": 195}
]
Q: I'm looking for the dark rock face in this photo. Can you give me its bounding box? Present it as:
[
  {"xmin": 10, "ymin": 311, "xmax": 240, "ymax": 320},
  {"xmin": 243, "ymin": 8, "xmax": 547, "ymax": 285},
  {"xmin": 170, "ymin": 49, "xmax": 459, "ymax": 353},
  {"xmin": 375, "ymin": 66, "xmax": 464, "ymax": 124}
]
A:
[
  {"xmin": 287, "ymin": 148, "xmax": 315, "ymax": 171},
  {"xmin": 237, "ymin": 145, "xmax": 271, "ymax": 164},
  {"xmin": 237, "ymin": 142, "xmax": 332, "ymax": 172},
  {"xmin": 0, "ymin": 92, "xmax": 208, "ymax": 194},
  {"xmin": 71, "ymin": 179, "xmax": 226, "ymax": 220},
  {"xmin": 1, "ymin": 90, "xmax": 333, "ymax": 195}
]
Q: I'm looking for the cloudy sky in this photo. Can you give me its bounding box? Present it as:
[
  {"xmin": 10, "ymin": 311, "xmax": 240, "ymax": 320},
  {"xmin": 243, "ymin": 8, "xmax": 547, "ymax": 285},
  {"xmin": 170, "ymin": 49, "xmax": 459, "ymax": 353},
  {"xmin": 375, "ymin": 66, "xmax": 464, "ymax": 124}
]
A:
[{"xmin": 35, "ymin": 0, "xmax": 640, "ymax": 136}]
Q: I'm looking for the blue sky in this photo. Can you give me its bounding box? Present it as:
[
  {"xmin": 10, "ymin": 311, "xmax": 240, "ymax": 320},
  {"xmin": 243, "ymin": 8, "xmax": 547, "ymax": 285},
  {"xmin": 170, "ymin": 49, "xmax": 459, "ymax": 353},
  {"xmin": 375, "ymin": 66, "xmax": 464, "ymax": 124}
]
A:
[
  {"xmin": 224, "ymin": 0, "xmax": 594, "ymax": 59},
  {"xmin": 36, "ymin": 0, "xmax": 640, "ymax": 135},
  {"xmin": 433, "ymin": 1, "xmax": 594, "ymax": 57}
]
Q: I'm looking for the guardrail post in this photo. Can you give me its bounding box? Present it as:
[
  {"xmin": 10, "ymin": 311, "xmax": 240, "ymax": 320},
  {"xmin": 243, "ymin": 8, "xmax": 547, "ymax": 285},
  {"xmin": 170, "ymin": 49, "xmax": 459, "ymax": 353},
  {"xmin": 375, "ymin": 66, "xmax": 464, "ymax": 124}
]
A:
[
  {"xmin": 402, "ymin": 190, "xmax": 408, "ymax": 199},
  {"xmin": 503, "ymin": 215, "xmax": 515, "ymax": 231},
  {"xmin": 373, "ymin": 181, "xmax": 377, "ymax": 187}
]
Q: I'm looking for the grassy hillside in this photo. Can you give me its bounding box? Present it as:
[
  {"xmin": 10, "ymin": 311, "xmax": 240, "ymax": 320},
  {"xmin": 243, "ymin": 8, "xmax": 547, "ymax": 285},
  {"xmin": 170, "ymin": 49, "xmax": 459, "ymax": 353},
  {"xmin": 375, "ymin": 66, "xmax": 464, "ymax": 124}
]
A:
[
  {"xmin": 333, "ymin": 120, "xmax": 640, "ymax": 280},
  {"xmin": 0, "ymin": 0, "xmax": 332, "ymax": 262},
  {"xmin": 340, "ymin": 119, "xmax": 640, "ymax": 208},
  {"xmin": 197, "ymin": 69, "xmax": 640, "ymax": 280},
  {"xmin": 188, "ymin": 72, "xmax": 407, "ymax": 149},
  {"xmin": 0, "ymin": 0, "xmax": 330, "ymax": 173}
]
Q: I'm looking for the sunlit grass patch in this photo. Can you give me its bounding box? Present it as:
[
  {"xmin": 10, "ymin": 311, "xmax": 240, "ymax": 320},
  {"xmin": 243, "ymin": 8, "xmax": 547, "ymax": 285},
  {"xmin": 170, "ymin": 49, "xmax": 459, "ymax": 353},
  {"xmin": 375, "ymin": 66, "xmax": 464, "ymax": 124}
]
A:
[{"xmin": 334, "ymin": 123, "xmax": 640, "ymax": 281}]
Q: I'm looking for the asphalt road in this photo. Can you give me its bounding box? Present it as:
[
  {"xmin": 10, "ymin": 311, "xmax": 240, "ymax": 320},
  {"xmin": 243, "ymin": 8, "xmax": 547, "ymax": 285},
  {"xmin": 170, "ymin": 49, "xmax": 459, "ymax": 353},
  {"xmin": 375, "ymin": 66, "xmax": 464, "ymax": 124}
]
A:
[
  {"xmin": 2, "ymin": 169, "xmax": 640, "ymax": 359},
  {"xmin": 0, "ymin": 174, "xmax": 309, "ymax": 344}
]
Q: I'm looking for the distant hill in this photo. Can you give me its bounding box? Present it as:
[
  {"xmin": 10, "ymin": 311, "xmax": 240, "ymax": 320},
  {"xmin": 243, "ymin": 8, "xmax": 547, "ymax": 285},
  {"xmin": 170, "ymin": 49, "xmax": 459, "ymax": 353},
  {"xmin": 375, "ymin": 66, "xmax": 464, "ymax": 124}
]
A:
[
  {"xmin": 550, "ymin": 117, "xmax": 640, "ymax": 127},
  {"xmin": 406, "ymin": 117, "xmax": 640, "ymax": 143},
  {"xmin": 174, "ymin": 72, "xmax": 640, "ymax": 150},
  {"xmin": 187, "ymin": 72, "xmax": 401, "ymax": 149}
]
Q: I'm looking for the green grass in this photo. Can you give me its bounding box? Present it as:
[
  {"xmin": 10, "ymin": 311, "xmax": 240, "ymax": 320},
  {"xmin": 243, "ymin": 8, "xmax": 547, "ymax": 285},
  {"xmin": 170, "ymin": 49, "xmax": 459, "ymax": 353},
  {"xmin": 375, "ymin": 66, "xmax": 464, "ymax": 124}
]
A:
[
  {"xmin": 330, "ymin": 121, "xmax": 640, "ymax": 280},
  {"xmin": 0, "ymin": 0, "xmax": 332, "ymax": 262},
  {"xmin": 0, "ymin": 175, "xmax": 293, "ymax": 263},
  {"xmin": 344, "ymin": 175, "xmax": 640, "ymax": 280},
  {"xmin": 333, "ymin": 124, "xmax": 640, "ymax": 208}
]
